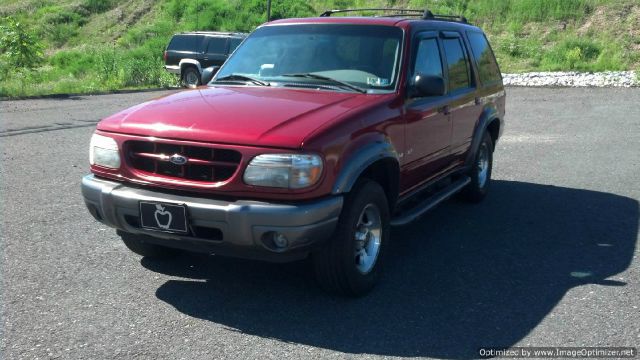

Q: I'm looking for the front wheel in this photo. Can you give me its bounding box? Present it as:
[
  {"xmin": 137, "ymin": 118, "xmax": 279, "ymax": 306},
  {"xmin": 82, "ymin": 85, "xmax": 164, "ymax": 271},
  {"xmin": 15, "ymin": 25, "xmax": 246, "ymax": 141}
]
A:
[
  {"xmin": 312, "ymin": 180, "xmax": 390, "ymax": 296},
  {"xmin": 462, "ymin": 131, "xmax": 493, "ymax": 203},
  {"xmin": 181, "ymin": 67, "xmax": 201, "ymax": 88}
]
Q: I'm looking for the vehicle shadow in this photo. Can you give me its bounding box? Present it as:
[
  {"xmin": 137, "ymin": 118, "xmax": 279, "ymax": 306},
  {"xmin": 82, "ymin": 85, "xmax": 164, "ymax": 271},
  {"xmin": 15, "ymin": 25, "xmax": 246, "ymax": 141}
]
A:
[{"xmin": 141, "ymin": 180, "xmax": 639, "ymax": 358}]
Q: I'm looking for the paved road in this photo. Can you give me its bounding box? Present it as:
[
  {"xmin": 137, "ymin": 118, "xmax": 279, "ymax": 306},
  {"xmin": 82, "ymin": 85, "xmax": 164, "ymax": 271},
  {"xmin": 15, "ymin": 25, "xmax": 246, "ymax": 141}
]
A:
[{"xmin": 1, "ymin": 88, "xmax": 639, "ymax": 359}]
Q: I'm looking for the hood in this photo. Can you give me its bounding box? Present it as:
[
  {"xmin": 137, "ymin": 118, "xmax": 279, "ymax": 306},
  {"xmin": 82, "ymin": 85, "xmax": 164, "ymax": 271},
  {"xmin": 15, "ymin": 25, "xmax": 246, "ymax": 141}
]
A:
[{"xmin": 97, "ymin": 86, "xmax": 373, "ymax": 148}]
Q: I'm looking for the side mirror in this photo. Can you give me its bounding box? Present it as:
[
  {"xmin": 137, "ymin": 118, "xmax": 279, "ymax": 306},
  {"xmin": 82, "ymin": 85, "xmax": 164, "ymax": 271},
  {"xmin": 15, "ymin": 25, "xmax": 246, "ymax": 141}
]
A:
[
  {"xmin": 411, "ymin": 74, "xmax": 446, "ymax": 98},
  {"xmin": 201, "ymin": 66, "xmax": 220, "ymax": 84}
]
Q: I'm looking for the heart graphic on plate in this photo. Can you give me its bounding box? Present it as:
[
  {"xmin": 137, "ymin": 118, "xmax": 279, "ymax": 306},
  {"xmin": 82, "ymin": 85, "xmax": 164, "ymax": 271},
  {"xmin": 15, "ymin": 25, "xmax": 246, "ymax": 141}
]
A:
[{"xmin": 154, "ymin": 204, "xmax": 172, "ymax": 229}]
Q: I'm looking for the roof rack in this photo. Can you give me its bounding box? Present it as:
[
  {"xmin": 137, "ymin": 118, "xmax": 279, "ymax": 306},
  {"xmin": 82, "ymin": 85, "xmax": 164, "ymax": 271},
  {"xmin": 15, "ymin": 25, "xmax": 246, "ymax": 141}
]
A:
[
  {"xmin": 178, "ymin": 31, "xmax": 247, "ymax": 36},
  {"xmin": 318, "ymin": 8, "xmax": 468, "ymax": 24}
]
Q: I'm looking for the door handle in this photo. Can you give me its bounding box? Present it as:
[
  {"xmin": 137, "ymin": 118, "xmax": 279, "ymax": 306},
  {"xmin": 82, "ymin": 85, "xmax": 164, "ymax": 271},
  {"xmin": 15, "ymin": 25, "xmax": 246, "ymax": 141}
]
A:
[{"xmin": 438, "ymin": 105, "xmax": 451, "ymax": 115}]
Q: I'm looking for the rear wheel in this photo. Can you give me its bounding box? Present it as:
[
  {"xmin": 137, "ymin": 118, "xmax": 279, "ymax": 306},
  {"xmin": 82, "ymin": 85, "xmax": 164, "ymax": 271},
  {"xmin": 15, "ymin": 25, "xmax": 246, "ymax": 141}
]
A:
[
  {"xmin": 119, "ymin": 232, "xmax": 179, "ymax": 259},
  {"xmin": 462, "ymin": 131, "xmax": 493, "ymax": 203},
  {"xmin": 313, "ymin": 180, "xmax": 390, "ymax": 296},
  {"xmin": 181, "ymin": 66, "xmax": 201, "ymax": 88}
]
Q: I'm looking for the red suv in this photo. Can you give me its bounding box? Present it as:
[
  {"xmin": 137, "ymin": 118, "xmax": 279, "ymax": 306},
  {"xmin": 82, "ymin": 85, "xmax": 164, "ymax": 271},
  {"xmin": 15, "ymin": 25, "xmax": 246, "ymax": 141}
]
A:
[{"xmin": 82, "ymin": 9, "xmax": 505, "ymax": 296}]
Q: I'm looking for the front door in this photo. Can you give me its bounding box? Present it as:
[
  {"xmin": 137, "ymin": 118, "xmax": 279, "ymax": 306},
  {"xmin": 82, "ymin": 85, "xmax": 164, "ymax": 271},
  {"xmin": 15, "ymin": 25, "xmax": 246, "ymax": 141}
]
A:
[{"xmin": 402, "ymin": 33, "xmax": 452, "ymax": 191}]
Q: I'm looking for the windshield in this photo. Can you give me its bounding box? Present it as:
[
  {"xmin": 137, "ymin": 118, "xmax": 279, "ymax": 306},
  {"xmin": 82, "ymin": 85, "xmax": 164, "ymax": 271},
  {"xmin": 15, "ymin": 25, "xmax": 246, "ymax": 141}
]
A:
[{"xmin": 214, "ymin": 24, "xmax": 404, "ymax": 93}]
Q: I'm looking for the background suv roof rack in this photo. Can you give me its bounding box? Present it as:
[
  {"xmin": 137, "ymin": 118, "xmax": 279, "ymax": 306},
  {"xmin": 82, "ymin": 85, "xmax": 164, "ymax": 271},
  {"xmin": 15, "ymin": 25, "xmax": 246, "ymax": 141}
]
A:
[{"xmin": 319, "ymin": 8, "xmax": 468, "ymax": 24}]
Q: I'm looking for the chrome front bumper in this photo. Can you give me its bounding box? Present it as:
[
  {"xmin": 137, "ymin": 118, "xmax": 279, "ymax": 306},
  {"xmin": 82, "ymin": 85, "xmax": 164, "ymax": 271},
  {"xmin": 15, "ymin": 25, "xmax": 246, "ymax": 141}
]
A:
[{"xmin": 81, "ymin": 175, "xmax": 343, "ymax": 261}]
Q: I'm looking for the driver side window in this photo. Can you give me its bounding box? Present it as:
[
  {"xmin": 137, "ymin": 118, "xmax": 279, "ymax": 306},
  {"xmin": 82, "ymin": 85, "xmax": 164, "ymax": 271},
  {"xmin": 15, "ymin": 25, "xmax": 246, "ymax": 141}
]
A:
[{"xmin": 414, "ymin": 38, "xmax": 444, "ymax": 78}]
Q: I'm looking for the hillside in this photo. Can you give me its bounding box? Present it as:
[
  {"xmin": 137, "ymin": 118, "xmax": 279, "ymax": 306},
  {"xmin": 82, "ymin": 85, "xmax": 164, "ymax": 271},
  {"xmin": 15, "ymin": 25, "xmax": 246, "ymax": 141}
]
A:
[{"xmin": 1, "ymin": 0, "xmax": 639, "ymax": 97}]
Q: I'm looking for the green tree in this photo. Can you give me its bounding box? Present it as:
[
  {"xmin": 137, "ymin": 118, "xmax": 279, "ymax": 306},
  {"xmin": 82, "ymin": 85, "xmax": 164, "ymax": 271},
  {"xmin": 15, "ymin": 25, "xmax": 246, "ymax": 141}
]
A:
[{"xmin": 0, "ymin": 17, "xmax": 44, "ymax": 69}]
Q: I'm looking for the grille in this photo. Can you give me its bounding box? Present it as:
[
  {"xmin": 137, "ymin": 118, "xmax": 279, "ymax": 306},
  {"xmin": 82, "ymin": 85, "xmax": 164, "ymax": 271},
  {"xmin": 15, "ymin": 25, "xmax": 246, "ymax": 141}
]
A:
[{"xmin": 126, "ymin": 141, "xmax": 241, "ymax": 183}]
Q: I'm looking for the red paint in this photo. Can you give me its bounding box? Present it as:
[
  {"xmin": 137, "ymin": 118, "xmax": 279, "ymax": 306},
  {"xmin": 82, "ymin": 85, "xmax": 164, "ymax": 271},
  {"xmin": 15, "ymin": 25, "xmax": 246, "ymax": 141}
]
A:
[{"xmin": 98, "ymin": 87, "xmax": 378, "ymax": 149}]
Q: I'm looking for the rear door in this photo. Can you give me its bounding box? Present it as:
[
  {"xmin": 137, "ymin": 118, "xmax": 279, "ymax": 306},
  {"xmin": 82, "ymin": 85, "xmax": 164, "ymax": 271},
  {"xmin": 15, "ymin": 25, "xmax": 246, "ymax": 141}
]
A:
[
  {"xmin": 202, "ymin": 36, "xmax": 228, "ymax": 68},
  {"xmin": 402, "ymin": 32, "xmax": 452, "ymax": 190},
  {"xmin": 440, "ymin": 31, "xmax": 483, "ymax": 162}
]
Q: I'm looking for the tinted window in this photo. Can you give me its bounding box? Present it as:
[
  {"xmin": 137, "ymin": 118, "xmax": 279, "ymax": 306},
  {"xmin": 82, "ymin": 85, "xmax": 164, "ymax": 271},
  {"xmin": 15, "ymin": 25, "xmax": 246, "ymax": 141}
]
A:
[
  {"xmin": 168, "ymin": 35, "xmax": 202, "ymax": 52},
  {"xmin": 217, "ymin": 25, "xmax": 403, "ymax": 91},
  {"xmin": 229, "ymin": 38, "xmax": 243, "ymax": 53},
  {"xmin": 467, "ymin": 31, "xmax": 502, "ymax": 84},
  {"xmin": 442, "ymin": 37, "xmax": 471, "ymax": 92},
  {"xmin": 206, "ymin": 37, "xmax": 227, "ymax": 54},
  {"xmin": 414, "ymin": 38, "xmax": 443, "ymax": 78}
]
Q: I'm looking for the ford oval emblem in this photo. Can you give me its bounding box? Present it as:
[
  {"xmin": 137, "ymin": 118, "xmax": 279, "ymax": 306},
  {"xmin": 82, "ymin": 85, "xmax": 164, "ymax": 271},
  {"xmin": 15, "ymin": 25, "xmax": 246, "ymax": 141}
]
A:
[{"xmin": 169, "ymin": 154, "xmax": 188, "ymax": 165}]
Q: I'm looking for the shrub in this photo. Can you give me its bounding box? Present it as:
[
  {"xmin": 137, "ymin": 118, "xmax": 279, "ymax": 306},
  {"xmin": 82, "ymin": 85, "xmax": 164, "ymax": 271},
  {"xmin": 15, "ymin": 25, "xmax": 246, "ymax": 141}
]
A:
[
  {"xmin": 42, "ymin": 8, "xmax": 87, "ymax": 26},
  {"xmin": 49, "ymin": 49, "xmax": 99, "ymax": 76},
  {"xmin": 82, "ymin": 0, "xmax": 114, "ymax": 13},
  {"xmin": 121, "ymin": 54, "xmax": 176, "ymax": 88},
  {"xmin": 167, "ymin": 0, "xmax": 186, "ymax": 21},
  {"xmin": 97, "ymin": 47, "xmax": 120, "ymax": 83},
  {"xmin": 541, "ymin": 38, "xmax": 602, "ymax": 70},
  {"xmin": 0, "ymin": 17, "xmax": 45, "ymax": 69},
  {"xmin": 500, "ymin": 34, "xmax": 526, "ymax": 57},
  {"xmin": 48, "ymin": 23, "xmax": 79, "ymax": 47}
]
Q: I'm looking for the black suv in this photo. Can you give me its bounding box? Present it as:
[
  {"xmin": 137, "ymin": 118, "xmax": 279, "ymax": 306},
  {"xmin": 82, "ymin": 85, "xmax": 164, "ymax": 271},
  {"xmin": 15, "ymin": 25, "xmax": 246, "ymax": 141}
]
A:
[{"xmin": 163, "ymin": 31, "xmax": 247, "ymax": 88}]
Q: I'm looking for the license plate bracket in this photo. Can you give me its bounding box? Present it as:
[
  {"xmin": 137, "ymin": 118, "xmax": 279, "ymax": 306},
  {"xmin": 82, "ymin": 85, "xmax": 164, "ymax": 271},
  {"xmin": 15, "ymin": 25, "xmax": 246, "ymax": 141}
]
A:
[{"xmin": 139, "ymin": 201, "xmax": 188, "ymax": 234}]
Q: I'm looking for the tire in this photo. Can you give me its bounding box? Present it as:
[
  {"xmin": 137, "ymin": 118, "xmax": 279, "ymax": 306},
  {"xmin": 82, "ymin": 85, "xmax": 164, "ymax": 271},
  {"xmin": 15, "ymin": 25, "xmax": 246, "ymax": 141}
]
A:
[
  {"xmin": 313, "ymin": 179, "xmax": 390, "ymax": 297},
  {"xmin": 462, "ymin": 131, "xmax": 493, "ymax": 203},
  {"xmin": 119, "ymin": 232, "xmax": 179, "ymax": 259},
  {"xmin": 181, "ymin": 66, "xmax": 201, "ymax": 88}
]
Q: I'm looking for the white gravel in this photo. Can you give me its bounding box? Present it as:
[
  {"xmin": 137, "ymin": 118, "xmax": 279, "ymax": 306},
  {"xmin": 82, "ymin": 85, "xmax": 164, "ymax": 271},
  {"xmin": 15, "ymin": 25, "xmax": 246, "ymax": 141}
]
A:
[{"xmin": 502, "ymin": 71, "xmax": 638, "ymax": 88}]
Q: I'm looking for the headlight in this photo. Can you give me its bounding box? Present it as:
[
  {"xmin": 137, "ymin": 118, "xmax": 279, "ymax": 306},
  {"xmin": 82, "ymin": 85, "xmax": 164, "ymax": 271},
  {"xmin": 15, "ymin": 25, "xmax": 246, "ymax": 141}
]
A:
[
  {"xmin": 89, "ymin": 133, "xmax": 121, "ymax": 169},
  {"xmin": 243, "ymin": 154, "xmax": 323, "ymax": 189}
]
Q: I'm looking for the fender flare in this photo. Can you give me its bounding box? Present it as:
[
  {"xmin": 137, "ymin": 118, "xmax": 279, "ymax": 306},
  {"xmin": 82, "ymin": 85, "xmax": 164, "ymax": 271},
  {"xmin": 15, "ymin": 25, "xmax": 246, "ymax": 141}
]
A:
[
  {"xmin": 178, "ymin": 59, "xmax": 202, "ymax": 75},
  {"xmin": 465, "ymin": 104, "xmax": 501, "ymax": 168},
  {"xmin": 332, "ymin": 139, "xmax": 399, "ymax": 195}
]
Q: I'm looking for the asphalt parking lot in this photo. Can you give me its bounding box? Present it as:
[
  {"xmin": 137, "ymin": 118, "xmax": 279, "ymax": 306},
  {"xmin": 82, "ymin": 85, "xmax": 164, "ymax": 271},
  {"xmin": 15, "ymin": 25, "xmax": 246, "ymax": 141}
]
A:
[{"xmin": 1, "ymin": 87, "xmax": 639, "ymax": 359}]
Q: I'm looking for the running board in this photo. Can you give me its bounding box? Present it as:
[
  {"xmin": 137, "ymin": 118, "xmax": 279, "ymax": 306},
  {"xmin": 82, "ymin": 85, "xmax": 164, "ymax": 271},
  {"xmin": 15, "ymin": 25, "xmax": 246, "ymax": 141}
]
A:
[{"xmin": 390, "ymin": 176, "xmax": 471, "ymax": 226}]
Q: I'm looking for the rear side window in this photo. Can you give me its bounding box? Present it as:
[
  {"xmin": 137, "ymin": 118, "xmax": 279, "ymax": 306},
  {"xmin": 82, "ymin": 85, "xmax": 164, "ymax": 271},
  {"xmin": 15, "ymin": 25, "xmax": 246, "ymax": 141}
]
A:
[
  {"xmin": 414, "ymin": 38, "xmax": 443, "ymax": 78},
  {"xmin": 442, "ymin": 37, "xmax": 471, "ymax": 92},
  {"xmin": 168, "ymin": 35, "xmax": 203, "ymax": 52},
  {"xmin": 467, "ymin": 31, "xmax": 502, "ymax": 84},
  {"xmin": 206, "ymin": 37, "xmax": 227, "ymax": 54}
]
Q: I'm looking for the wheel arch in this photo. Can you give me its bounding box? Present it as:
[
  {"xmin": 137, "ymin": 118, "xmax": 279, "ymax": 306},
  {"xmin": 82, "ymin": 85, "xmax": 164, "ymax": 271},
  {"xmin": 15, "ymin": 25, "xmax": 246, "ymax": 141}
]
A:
[
  {"xmin": 465, "ymin": 105, "xmax": 502, "ymax": 168},
  {"xmin": 332, "ymin": 140, "xmax": 400, "ymax": 211},
  {"xmin": 179, "ymin": 59, "xmax": 202, "ymax": 75}
]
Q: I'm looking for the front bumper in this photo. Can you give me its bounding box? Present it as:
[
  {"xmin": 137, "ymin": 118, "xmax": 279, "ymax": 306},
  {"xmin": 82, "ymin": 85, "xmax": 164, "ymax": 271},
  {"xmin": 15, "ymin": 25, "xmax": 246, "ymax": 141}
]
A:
[{"xmin": 81, "ymin": 175, "xmax": 342, "ymax": 262}]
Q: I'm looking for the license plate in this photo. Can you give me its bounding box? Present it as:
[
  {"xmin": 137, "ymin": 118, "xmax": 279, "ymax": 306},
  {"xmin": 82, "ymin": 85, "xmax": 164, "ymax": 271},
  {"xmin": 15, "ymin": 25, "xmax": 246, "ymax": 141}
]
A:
[{"xmin": 139, "ymin": 201, "xmax": 188, "ymax": 234}]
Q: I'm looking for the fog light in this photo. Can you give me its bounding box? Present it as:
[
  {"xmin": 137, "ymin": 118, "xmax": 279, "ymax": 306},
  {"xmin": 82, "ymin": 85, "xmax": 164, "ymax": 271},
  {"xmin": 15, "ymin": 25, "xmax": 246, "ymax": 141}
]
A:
[
  {"xmin": 262, "ymin": 231, "xmax": 289, "ymax": 250},
  {"xmin": 273, "ymin": 233, "xmax": 288, "ymax": 249}
]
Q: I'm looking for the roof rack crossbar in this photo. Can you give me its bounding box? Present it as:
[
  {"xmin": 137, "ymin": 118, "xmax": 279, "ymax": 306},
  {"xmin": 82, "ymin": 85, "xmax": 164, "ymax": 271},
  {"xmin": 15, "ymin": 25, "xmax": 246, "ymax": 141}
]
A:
[
  {"xmin": 319, "ymin": 8, "xmax": 425, "ymax": 17},
  {"xmin": 319, "ymin": 8, "xmax": 468, "ymax": 24}
]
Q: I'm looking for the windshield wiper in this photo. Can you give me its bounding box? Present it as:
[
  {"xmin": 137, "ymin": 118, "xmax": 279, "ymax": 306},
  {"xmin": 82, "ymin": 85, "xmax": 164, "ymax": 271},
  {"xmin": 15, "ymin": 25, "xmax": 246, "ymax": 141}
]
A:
[
  {"xmin": 213, "ymin": 74, "xmax": 270, "ymax": 86},
  {"xmin": 281, "ymin": 73, "xmax": 367, "ymax": 94}
]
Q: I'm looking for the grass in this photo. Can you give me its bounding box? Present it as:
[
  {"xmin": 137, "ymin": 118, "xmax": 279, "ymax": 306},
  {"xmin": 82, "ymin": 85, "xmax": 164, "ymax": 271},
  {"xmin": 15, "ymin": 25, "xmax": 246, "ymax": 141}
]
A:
[{"xmin": 0, "ymin": 0, "xmax": 638, "ymax": 97}]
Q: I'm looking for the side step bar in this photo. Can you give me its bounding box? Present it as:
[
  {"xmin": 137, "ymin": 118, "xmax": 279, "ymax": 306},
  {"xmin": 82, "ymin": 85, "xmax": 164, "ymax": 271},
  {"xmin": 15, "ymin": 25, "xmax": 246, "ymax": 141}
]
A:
[{"xmin": 390, "ymin": 176, "xmax": 471, "ymax": 226}]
